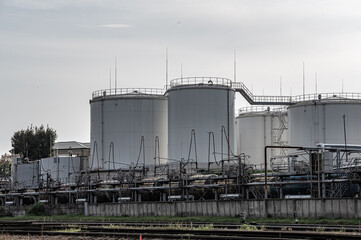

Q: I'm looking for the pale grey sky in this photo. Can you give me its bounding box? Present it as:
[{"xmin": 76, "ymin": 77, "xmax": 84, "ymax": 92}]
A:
[{"xmin": 1, "ymin": 0, "xmax": 361, "ymax": 154}]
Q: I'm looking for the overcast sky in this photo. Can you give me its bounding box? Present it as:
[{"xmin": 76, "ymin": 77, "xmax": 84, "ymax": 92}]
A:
[{"xmin": 1, "ymin": 0, "xmax": 361, "ymax": 154}]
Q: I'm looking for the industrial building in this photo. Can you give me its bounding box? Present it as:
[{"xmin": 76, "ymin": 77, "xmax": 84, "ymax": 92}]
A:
[{"xmin": 3, "ymin": 77, "xmax": 361, "ymax": 213}]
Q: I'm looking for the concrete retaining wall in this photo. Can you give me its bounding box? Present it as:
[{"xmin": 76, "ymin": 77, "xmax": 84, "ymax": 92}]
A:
[
  {"xmin": 5, "ymin": 204, "xmax": 84, "ymax": 217},
  {"xmin": 88, "ymin": 198, "xmax": 361, "ymax": 219},
  {"xmin": 4, "ymin": 198, "xmax": 361, "ymax": 219},
  {"xmin": 88, "ymin": 200, "xmax": 265, "ymax": 218}
]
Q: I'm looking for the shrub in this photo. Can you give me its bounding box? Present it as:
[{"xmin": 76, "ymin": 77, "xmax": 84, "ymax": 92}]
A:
[
  {"xmin": 0, "ymin": 206, "xmax": 7, "ymax": 217},
  {"xmin": 26, "ymin": 202, "xmax": 46, "ymax": 216},
  {"xmin": 240, "ymin": 224, "xmax": 258, "ymax": 231}
]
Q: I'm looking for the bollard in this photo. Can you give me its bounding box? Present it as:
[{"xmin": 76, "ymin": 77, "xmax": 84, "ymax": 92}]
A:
[
  {"xmin": 240, "ymin": 212, "xmax": 247, "ymax": 223},
  {"xmin": 84, "ymin": 202, "xmax": 88, "ymax": 216}
]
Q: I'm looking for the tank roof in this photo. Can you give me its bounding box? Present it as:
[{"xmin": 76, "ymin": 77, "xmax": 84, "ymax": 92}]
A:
[
  {"xmin": 289, "ymin": 92, "xmax": 361, "ymax": 103},
  {"xmin": 92, "ymin": 88, "xmax": 165, "ymax": 100},
  {"xmin": 288, "ymin": 93, "xmax": 361, "ymax": 107},
  {"xmin": 237, "ymin": 106, "xmax": 287, "ymax": 116},
  {"xmin": 238, "ymin": 106, "xmax": 287, "ymax": 113},
  {"xmin": 168, "ymin": 77, "xmax": 232, "ymax": 89}
]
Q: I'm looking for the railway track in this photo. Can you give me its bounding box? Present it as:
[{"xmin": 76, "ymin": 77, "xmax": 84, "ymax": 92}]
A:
[
  {"xmin": 30, "ymin": 220, "xmax": 361, "ymax": 233},
  {"xmin": 0, "ymin": 220, "xmax": 360, "ymax": 239}
]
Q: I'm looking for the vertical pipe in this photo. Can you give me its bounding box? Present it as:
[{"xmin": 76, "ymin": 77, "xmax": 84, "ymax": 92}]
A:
[
  {"xmin": 227, "ymin": 89, "xmax": 230, "ymax": 162},
  {"xmin": 323, "ymin": 104, "xmax": 326, "ymax": 143},
  {"xmin": 221, "ymin": 128, "xmax": 223, "ymax": 172},
  {"xmin": 318, "ymin": 151, "xmax": 321, "ymax": 198},
  {"xmin": 208, "ymin": 133, "xmax": 211, "ymax": 171},
  {"xmin": 343, "ymin": 114, "xmax": 348, "ymax": 162},
  {"xmin": 322, "ymin": 173, "xmax": 326, "ymax": 198},
  {"xmin": 280, "ymin": 183, "xmax": 283, "ymax": 199},
  {"xmin": 264, "ymin": 147, "xmax": 268, "ymax": 199},
  {"xmin": 186, "ymin": 177, "xmax": 189, "ymax": 200},
  {"xmin": 98, "ymin": 99, "xmax": 104, "ymax": 168},
  {"xmin": 310, "ymin": 152, "xmax": 313, "ymax": 197},
  {"xmin": 68, "ymin": 156, "xmax": 71, "ymax": 186},
  {"xmin": 142, "ymin": 136, "xmax": 145, "ymax": 167},
  {"xmin": 264, "ymin": 115, "xmax": 267, "ymax": 171},
  {"xmin": 238, "ymin": 156, "xmax": 241, "ymax": 194},
  {"xmin": 287, "ymin": 155, "xmax": 290, "ymax": 173},
  {"xmin": 115, "ymin": 56, "xmax": 117, "ymax": 90},
  {"xmin": 55, "ymin": 156, "xmax": 59, "ymax": 183},
  {"xmin": 225, "ymin": 177, "xmax": 228, "ymax": 196},
  {"xmin": 264, "ymin": 146, "xmax": 304, "ymax": 200},
  {"xmin": 270, "ymin": 114, "xmax": 274, "ymax": 157},
  {"xmin": 314, "ymin": 102, "xmax": 319, "ymax": 145},
  {"xmin": 154, "ymin": 136, "xmax": 159, "ymax": 167}
]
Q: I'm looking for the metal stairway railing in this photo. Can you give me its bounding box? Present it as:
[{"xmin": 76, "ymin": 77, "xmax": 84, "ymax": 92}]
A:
[
  {"xmin": 243, "ymin": 174, "xmax": 264, "ymax": 199},
  {"xmin": 329, "ymin": 158, "xmax": 358, "ymax": 198},
  {"xmin": 233, "ymin": 82, "xmax": 361, "ymax": 106},
  {"xmin": 232, "ymin": 82, "xmax": 292, "ymax": 105}
]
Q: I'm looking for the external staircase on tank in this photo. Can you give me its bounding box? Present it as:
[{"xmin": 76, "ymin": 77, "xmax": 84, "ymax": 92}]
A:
[
  {"xmin": 233, "ymin": 81, "xmax": 361, "ymax": 106},
  {"xmin": 232, "ymin": 82, "xmax": 292, "ymax": 105}
]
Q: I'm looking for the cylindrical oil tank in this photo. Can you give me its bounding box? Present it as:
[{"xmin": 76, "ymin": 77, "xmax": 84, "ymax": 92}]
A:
[
  {"xmin": 167, "ymin": 77, "xmax": 235, "ymax": 168},
  {"xmin": 288, "ymin": 97, "xmax": 361, "ymax": 147},
  {"xmin": 90, "ymin": 88, "xmax": 168, "ymax": 170},
  {"xmin": 235, "ymin": 107, "xmax": 288, "ymax": 167}
]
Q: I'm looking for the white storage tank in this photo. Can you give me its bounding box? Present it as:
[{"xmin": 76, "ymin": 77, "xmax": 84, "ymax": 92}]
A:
[
  {"xmin": 288, "ymin": 96, "xmax": 361, "ymax": 147},
  {"xmin": 90, "ymin": 88, "xmax": 168, "ymax": 170},
  {"xmin": 235, "ymin": 107, "xmax": 288, "ymax": 168},
  {"xmin": 167, "ymin": 77, "xmax": 235, "ymax": 167}
]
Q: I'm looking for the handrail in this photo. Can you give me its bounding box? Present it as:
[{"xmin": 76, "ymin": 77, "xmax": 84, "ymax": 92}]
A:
[
  {"xmin": 233, "ymin": 82, "xmax": 292, "ymax": 105},
  {"xmin": 238, "ymin": 106, "xmax": 287, "ymax": 114},
  {"xmin": 233, "ymin": 81, "xmax": 361, "ymax": 105},
  {"xmin": 92, "ymin": 88, "xmax": 165, "ymax": 99},
  {"xmin": 232, "ymin": 82, "xmax": 254, "ymax": 99},
  {"xmin": 290, "ymin": 92, "xmax": 361, "ymax": 103},
  {"xmin": 92, "ymin": 81, "xmax": 361, "ymax": 105},
  {"xmin": 170, "ymin": 77, "xmax": 232, "ymax": 88}
]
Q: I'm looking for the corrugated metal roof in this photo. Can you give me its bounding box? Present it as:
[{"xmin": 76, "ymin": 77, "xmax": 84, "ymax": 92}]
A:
[
  {"xmin": 53, "ymin": 141, "xmax": 90, "ymax": 150},
  {"xmin": 82, "ymin": 142, "xmax": 90, "ymax": 148}
]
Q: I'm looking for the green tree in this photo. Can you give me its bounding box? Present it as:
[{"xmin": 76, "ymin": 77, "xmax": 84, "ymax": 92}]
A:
[
  {"xmin": 0, "ymin": 154, "xmax": 11, "ymax": 176},
  {"xmin": 11, "ymin": 125, "xmax": 57, "ymax": 161}
]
